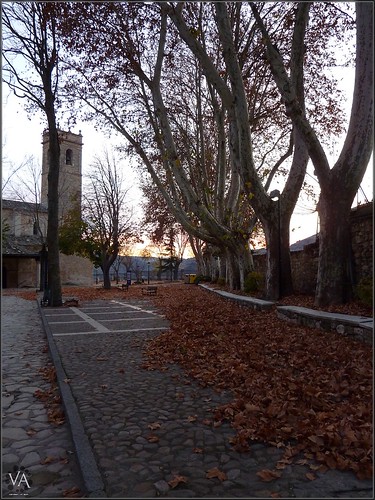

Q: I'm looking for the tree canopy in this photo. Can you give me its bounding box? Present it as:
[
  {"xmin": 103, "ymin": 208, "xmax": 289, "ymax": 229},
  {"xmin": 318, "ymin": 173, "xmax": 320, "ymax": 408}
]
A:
[
  {"xmin": 56, "ymin": 1, "xmax": 357, "ymax": 298},
  {"xmin": 4, "ymin": 1, "xmax": 371, "ymax": 304}
]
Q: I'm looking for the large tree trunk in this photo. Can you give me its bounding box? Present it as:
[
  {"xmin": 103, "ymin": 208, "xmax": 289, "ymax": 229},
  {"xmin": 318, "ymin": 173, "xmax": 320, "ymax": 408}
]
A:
[
  {"xmin": 102, "ymin": 264, "xmax": 112, "ymax": 289},
  {"xmin": 315, "ymin": 193, "xmax": 354, "ymax": 306},
  {"xmin": 101, "ymin": 251, "xmax": 118, "ymax": 289},
  {"xmin": 262, "ymin": 209, "xmax": 293, "ymax": 301},
  {"xmin": 46, "ymin": 119, "xmax": 62, "ymax": 307},
  {"xmin": 314, "ymin": 3, "xmax": 373, "ymax": 305},
  {"xmin": 225, "ymin": 240, "xmax": 254, "ymax": 290}
]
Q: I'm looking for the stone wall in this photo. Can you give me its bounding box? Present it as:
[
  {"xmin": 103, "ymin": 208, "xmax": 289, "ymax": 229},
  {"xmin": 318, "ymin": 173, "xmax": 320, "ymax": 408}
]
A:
[
  {"xmin": 3, "ymin": 254, "xmax": 93, "ymax": 288},
  {"xmin": 60, "ymin": 254, "xmax": 93, "ymax": 286},
  {"xmin": 290, "ymin": 241, "xmax": 319, "ymax": 294},
  {"xmin": 2, "ymin": 257, "xmax": 38, "ymax": 288},
  {"xmin": 350, "ymin": 203, "xmax": 373, "ymax": 284},
  {"xmin": 253, "ymin": 202, "xmax": 373, "ymax": 295}
]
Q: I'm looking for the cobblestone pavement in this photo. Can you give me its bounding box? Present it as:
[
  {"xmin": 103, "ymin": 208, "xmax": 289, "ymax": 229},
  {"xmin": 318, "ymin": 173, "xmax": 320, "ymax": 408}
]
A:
[
  {"xmin": 2, "ymin": 295, "xmax": 86, "ymax": 498},
  {"xmin": 38, "ymin": 297, "xmax": 373, "ymax": 498}
]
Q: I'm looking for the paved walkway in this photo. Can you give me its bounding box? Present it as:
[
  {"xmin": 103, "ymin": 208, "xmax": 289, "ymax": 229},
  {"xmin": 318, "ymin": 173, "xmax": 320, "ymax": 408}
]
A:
[
  {"xmin": 2, "ymin": 294, "xmax": 373, "ymax": 498},
  {"xmin": 2, "ymin": 295, "xmax": 86, "ymax": 498}
]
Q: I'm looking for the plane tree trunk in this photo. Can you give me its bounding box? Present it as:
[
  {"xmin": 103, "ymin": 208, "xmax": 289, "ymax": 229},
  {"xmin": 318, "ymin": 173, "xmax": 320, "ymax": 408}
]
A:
[
  {"xmin": 314, "ymin": 3, "xmax": 373, "ymax": 305},
  {"xmin": 252, "ymin": 2, "xmax": 373, "ymax": 305}
]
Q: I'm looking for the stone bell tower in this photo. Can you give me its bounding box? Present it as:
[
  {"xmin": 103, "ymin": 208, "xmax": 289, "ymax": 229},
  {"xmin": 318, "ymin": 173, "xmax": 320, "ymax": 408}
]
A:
[
  {"xmin": 41, "ymin": 129, "xmax": 83, "ymax": 222},
  {"xmin": 40, "ymin": 128, "xmax": 92, "ymax": 286}
]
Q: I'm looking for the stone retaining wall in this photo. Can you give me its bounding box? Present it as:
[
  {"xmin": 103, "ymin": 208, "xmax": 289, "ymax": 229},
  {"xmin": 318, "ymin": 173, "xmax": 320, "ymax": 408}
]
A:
[
  {"xmin": 253, "ymin": 202, "xmax": 373, "ymax": 295},
  {"xmin": 277, "ymin": 306, "xmax": 373, "ymax": 345}
]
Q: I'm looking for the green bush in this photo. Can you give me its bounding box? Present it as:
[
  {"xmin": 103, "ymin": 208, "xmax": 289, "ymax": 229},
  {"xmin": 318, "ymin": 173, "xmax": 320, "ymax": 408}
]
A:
[
  {"xmin": 355, "ymin": 277, "xmax": 373, "ymax": 306},
  {"xmin": 244, "ymin": 271, "xmax": 264, "ymax": 294},
  {"xmin": 194, "ymin": 274, "xmax": 211, "ymax": 284}
]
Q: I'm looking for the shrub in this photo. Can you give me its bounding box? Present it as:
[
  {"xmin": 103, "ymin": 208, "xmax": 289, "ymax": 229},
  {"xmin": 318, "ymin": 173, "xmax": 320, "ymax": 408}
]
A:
[
  {"xmin": 217, "ymin": 277, "xmax": 226, "ymax": 287},
  {"xmin": 244, "ymin": 271, "xmax": 264, "ymax": 294},
  {"xmin": 355, "ymin": 277, "xmax": 373, "ymax": 306},
  {"xmin": 194, "ymin": 275, "xmax": 212, "ymax": 284}
]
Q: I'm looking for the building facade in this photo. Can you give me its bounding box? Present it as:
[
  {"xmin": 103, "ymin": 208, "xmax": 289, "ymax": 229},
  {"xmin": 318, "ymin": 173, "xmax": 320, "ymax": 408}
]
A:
[{"xmin": 2, "ymin": 129, "xmax": 92, "ymax": 289}]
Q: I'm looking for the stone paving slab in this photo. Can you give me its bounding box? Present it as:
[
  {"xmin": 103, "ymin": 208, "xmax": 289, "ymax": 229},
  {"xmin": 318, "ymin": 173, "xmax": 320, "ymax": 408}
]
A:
[
  {"xmin": 39, "ymin": 297, "xmax": 373, "ymax": 498},
  {"xmin": 2, "ymin": 295, "xmax": 86, "ymax": 498}
]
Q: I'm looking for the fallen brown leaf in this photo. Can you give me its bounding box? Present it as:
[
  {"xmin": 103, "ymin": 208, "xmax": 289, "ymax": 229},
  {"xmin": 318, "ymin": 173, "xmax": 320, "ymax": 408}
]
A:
[
  {"xmin": 40, "ymin": 456, "xmax": 56, "ymax": 464},
  {"xmin": 148, "ymin": 422, "xmax": 161, "ymax": 430},
  {"xmin": 168, "ymin": 475, "xmax": 187, "ymax": 489},
  {"xmin": 206, "ymin": 467, "xmax": 227, "ymax": 481},
  {"xmin": 63, "ymin": 486, "xmax": 82, "ymax": 497},
  {"xmin": 147, "ymin": 435, "xmax": 159, "ymax": 443},
  {"xmin": 256, "ymin": 469, "xmax": 281, "ymax": 482},
  {"xmin": 306, "ymin": 472, "xmax": 316, "ymax": 481}
]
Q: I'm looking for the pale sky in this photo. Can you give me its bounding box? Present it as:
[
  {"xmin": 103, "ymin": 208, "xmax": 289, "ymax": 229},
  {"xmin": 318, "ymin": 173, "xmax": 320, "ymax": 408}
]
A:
[{"xmin": 1, "ymin": 72, "xmax": 373, "ymax": 248}]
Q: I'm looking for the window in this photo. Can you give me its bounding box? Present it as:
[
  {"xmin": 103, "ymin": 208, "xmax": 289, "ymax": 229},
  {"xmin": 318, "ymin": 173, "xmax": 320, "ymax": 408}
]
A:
[{"xmin": 66, "ymin": 149, "xmax": 73, "ymax": 165}]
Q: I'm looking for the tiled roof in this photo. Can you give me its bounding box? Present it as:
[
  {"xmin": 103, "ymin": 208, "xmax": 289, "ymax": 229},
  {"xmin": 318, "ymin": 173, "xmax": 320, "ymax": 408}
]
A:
[
  {"xmin": 2, "ymin": 234, "xmax": 44, "ymax": 257},
  {"xmin": 289, "ymin": 234, "xmax": 318, "ymax": 252},
  {"xmin": 253, "ymin": 234, "xmax": 318, "ymax": 256},
  {"xmin": 2, "ymin": 199, "xmax": 47, "ymax": 212}
]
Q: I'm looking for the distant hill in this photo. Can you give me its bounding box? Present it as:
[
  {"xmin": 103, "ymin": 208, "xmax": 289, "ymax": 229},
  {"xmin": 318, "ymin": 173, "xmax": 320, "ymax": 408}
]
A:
[
  {"xmin": 93, "ymin": 255, "xmax": 197, "ymax": 283},
  {"xmin": 179, "ymin": 257, "xmax": 198, "ymax": 274}
]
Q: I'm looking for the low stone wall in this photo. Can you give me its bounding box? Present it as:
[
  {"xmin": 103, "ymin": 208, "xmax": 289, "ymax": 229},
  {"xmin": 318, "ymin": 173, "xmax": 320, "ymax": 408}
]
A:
[
  {"xmin": 277, "ymin": 306, "xmax": 373, "ymax": 345},
  {"xmin": 199, "ymin": 284, "xmax": 274, "ymax": 311}
]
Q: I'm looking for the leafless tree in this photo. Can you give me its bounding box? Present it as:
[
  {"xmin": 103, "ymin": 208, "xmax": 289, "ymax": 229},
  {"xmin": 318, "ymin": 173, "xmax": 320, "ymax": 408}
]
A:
[
  {"xmin": 2, "ymin": 2, "xmax": 63, "ymax": 305},
  {"xmin": 60, "ymin": 149, "xmax": 139, "ymax": 289}
]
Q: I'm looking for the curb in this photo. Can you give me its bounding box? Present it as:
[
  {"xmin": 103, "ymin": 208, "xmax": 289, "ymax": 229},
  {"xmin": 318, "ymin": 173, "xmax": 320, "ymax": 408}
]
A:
[
  {"xmin": 199, "ymin": 283, "xmax": 275, "ymax": 311},
  {"xmin": 37, "ymin": 300, "xmax": 107, "ymax": 498}
]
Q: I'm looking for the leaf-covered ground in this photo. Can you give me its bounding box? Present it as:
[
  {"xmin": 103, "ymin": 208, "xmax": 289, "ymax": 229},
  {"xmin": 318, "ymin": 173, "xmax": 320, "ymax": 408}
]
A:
[
  {"xmin": 143, "ymin": 284, "xmax": 373, "ymax": 480},
  {"xmin": 4, "ymin": 283, "xmax": 372, "ymax": 480}
]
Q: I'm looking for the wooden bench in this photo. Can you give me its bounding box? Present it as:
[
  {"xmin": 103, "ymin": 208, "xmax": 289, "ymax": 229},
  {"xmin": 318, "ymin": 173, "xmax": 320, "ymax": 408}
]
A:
[{"xmin": 142, "ymin": 285, "xmax": 157, "ymax": 296}]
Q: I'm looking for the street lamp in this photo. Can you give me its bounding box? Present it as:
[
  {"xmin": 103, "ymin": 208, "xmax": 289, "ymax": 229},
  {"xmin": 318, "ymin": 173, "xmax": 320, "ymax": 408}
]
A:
[
  {"xmin": 270, "ymin": 189, "xmax": 281, "ymax": 298},
  {"xmin": 147, "ymin": 261, "xmax": 150, "ymax": 284}
]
